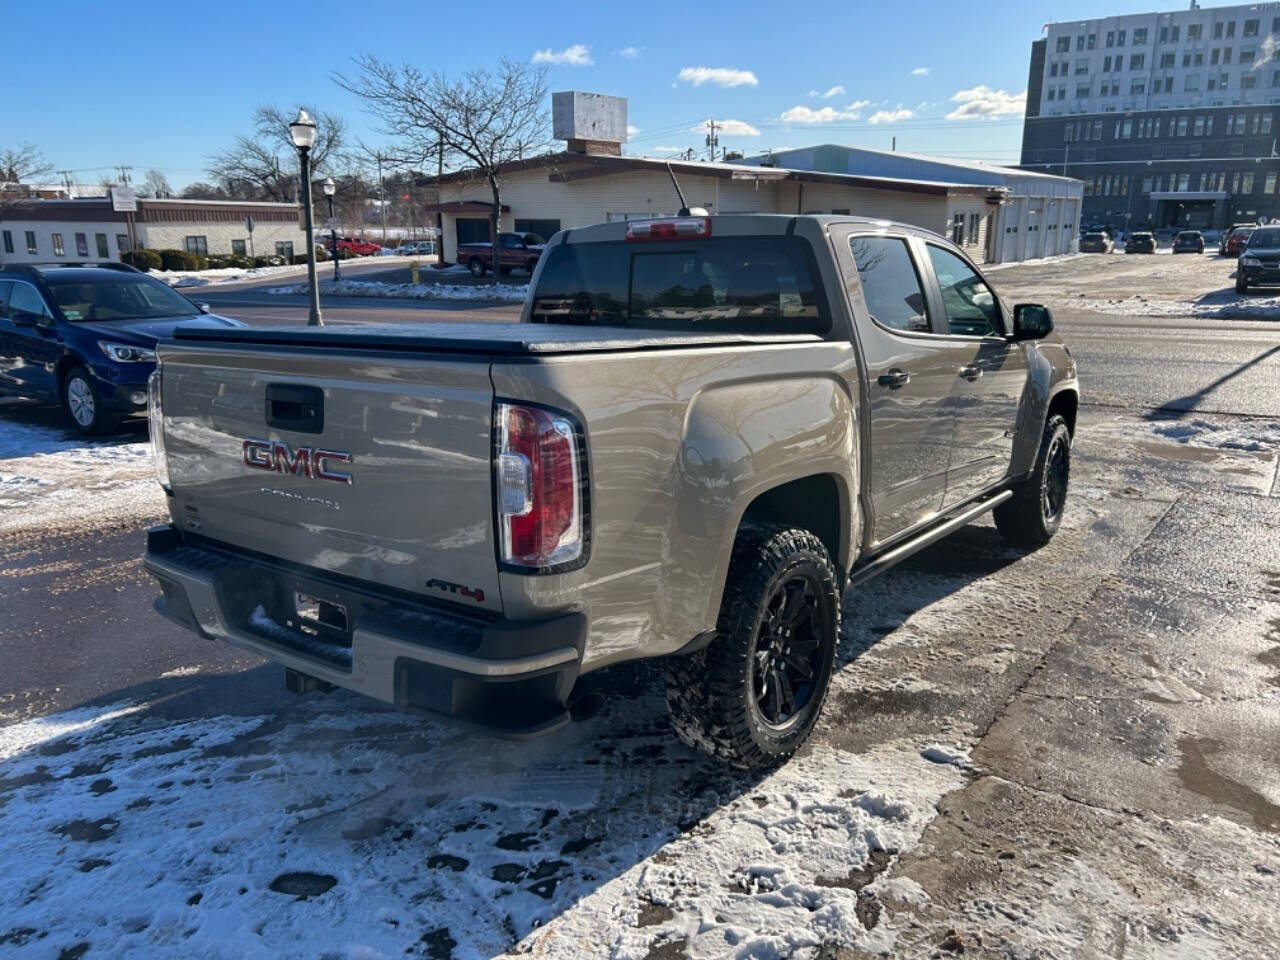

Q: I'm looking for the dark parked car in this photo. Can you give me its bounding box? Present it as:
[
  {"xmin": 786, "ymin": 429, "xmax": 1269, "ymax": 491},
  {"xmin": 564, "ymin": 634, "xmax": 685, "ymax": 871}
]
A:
[
  {"xmin": 1079, "ymin": 232, "xmax": 1114, "ymax": 253},
  {"xmin": 457, "ymin": 232, "xmax": 546, "ymax": 277},
  {"xmin": 1225, "ymin": 228, "xmax": 1254, "ymax": 257},
  {"xmin": 1125, "ymin": 232, "xmax": 1157, "ymax": 254},
  {"xmin": 1235, "ymin": 226, "xmax": 1280, "ymax": 293},
  {"xmin": 0, "ymin": 263, "xmax": 242, "ymax": 433},
  {"xmin": 1219, "ymin": 223, "xmax": 1256, "ymax": 255},
  {"xmin": 1172, "ymin": 230, "xmax": 1205, "ymax": 254}
]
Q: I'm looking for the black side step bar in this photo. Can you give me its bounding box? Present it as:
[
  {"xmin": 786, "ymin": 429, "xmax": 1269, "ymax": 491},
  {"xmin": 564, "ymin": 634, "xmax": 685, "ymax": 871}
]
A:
[{"xmin": 847, "ymin": 490, "xmax": 1014, "ymax": 589}]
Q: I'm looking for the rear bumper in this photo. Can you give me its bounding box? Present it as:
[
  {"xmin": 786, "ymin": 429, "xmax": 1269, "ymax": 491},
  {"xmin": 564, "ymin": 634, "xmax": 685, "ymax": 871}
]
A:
[{"xmin": 143, "ymin": 525, "xmax": 585, "ymax": 736}]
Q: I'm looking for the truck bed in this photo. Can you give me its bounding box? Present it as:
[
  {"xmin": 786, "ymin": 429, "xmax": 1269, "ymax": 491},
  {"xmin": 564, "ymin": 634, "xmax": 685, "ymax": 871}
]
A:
[{"xmin": 172, "ymin": 322, "xmax": 823, "ymax": 356}]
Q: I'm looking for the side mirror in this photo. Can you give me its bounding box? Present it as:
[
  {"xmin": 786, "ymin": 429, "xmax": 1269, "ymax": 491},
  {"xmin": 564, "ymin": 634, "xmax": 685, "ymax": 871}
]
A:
[
  {"xmin": 197, "ymin": 302, "xmax": 211, "ymax": 314},
  {"xmin": 1011, "ymin": 303, "xmax": 1053, "ymax": 340}
]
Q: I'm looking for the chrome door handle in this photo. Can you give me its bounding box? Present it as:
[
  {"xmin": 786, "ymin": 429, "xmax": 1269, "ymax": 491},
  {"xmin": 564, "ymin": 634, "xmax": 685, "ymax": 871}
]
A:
[
  {"xmin": 877, "ymin": 369, "xmax": 910, "ymax": 387},
  {"xmin": 959, "ymin": 365, "xmax": 983, "ymax": 380}
]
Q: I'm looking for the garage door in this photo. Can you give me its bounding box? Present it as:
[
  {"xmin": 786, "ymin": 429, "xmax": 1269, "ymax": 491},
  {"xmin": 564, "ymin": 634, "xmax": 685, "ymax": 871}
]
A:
[
  {"xmin": 1043, "ymin": 201, "xmax": 1060, "ymax": 257},
  {"xmin": 1001, "ymin": 211, "xmax": 1021, "ymax": 263}
]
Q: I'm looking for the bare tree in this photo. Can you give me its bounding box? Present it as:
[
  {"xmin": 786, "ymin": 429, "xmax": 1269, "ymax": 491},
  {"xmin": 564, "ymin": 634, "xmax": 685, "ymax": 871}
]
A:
[
  {"xmin": 180, "ymin": 181, "xmax": 231, "ymax": 201},
  {"xmin": 208, "ymin": 104, "xmax": 347, "ymax": 202},
  {"xmin": 335, "ymin": 56, "xmax": 551, "ymax": 276},
  {"xmin": 0, "ymin": 142, "xmax": 53, "ymax": 184},
  {"xmin": 142, "ymin": 168, "xmax": 173, "ymax": 198}
]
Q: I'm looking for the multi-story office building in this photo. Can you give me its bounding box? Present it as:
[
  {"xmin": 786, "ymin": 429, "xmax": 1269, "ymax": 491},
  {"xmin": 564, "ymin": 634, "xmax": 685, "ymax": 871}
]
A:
[{"xmin": 1020, "ymin": 1, "xmax": 1280, "ymax": 231}]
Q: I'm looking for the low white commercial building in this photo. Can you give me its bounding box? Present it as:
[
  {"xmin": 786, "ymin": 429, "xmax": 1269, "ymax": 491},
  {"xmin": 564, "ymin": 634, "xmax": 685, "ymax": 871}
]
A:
[
  {"xmin": 423, "ymin": 93, "xmax": 1078, "ymax": 265},
  {"xmin": 0, "ymin": 198, "xmax": 308, "ymax": 265}
]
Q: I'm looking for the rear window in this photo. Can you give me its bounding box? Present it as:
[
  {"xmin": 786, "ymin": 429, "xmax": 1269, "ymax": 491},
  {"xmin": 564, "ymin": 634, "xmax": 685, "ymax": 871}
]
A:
[
  {"xmin": 1178, "ymin": 231, "xmax": 1200, "ymax": 239},
  {"xmin": 1084, "ymin": 233, "xmax": 1106, "ymax": 240},
  {"xmin": 529, "ymin": 236, "xmax": 830, "ymax": 335}
]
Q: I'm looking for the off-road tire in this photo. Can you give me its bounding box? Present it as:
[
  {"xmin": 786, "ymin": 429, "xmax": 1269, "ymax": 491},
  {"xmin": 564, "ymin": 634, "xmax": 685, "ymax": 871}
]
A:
[
  {"xmin": 62, "ymin": 365, "xmax": 117, "ymax": 435},
  {"xmin": 468, "ymin": 257, "xmax": 486, "ymax": 277},
  {"xmin": 665, "ymin": 523, "xmax": 841, "ymax": 770},
  {"xmin": 994, "ymin": 414, "xmax": 1071, "ymax": 547}
]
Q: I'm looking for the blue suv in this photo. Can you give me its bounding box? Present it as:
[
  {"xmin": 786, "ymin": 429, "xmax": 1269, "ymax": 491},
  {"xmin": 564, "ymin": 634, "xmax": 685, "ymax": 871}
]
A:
[{"xmin": 0, "ymin": 263, "xmax": 242, "ymax": 433}]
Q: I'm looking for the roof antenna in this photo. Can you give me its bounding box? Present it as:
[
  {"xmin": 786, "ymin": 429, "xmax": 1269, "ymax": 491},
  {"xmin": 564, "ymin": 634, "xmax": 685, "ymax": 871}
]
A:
[{"xmin": 665, "ymin": 161, "xmax": 708, "ymax": 217}]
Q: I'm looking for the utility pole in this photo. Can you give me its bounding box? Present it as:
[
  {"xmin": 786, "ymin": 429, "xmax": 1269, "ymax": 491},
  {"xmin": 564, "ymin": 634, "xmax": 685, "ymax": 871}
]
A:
[
  {"xmin": 377, "ymin": 153, "xmax": 387, "ymax": 246},
  {"xmin": 705, "ymin": 119, "xmax": 719, "ymax": 162},
  {"xmin": 57, "ymin": 170, "xmax": 73, "ymax": 198},
  {"xmin": 116, "ymin": 165, "xmax": 132, "ymax": 185},
  {"xmin": 436, "ymin": 131, "xmax": 444, "ymax": 266}
]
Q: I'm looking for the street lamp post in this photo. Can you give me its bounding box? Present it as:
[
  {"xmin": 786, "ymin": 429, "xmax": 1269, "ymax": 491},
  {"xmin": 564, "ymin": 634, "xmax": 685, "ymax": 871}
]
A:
[
  {"xmin": 289, "ymin": 109, "xmax": 322, "ymax": 327},
  {"xmin": 323, "ymin": 176, "xmax": 340, "ymax": 282}
]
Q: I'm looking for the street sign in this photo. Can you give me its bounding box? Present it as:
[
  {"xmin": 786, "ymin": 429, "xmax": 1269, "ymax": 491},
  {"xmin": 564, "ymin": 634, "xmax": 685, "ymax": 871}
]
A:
[
  {"xmin": 245, "ymin": 215, "xmax": 255, "ymax": 233},
  {"xmin": 110, "ymin": 187, "xmax": 136, "ymax": 212}
]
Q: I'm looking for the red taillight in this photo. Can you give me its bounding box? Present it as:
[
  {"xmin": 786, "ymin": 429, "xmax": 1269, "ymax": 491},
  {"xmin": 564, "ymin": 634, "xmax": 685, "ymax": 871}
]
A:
[
  {"xmin": 495, "ymin": 402, "xmax": 585, "ymax": 570},
  {"xmin": 625, "ymin": 217, "xmax": 712, "ymax": 242}
]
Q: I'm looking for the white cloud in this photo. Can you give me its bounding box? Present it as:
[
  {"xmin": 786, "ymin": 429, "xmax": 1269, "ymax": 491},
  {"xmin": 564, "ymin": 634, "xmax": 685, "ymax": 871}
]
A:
[
  {"xmin": 806, "ymin": 84, "xmax": 846, "ymax": 99},
  {"xmin": 690, "ymin": 118, "xmax": 761, "ymax": 136},
  {"xmin": 848, "ymin": 99, "xmax": 870, "ymax": 110},
  {"xmin": 626, "ymin": 124, "xmax": 640, "ymax": 138},
  {"xmin": 945, "ymin": 85, "xmax": 1026, "ymax": 120},
  {"xmin": 779, "ymin": 104, "xmax": 862, "ymax": 124},
  {"xmin": 616, "ymin": 46, "xmax": 643, "ymax": 59},
  {"xmin": 676, "ymin": 66, "xmax": 759, "ymax": 88},
  {"xmin": 911, "ymin": 66, "xmax": 932, "ymax": 76},
  {"xmin": 532, "ymin": 44, "xmax": 593, "ymax": 66},
  {"xmin": 651, "ymin": 145, "xmax": 686, "ymax": 155},
  {"xmin": 868, "ymin": 108, "xmax": 915, "ymax": 124}
]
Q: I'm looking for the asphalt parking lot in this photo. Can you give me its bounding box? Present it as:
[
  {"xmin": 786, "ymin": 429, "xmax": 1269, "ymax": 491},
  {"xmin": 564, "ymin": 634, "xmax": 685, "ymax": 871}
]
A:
[{"xmin": 0, "ymin": 250, "xmax": 1277, "ymax": 959}]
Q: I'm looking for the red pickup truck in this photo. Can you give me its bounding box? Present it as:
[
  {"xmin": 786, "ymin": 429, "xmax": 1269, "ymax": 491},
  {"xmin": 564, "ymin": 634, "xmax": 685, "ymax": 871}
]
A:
[
  {"xmin": 326, "ymin": 236, "xmax": 382, "ymax": 257},
  {"xmin": 457, "ymin": 232, "xmax": 546, "ymax": 277}
]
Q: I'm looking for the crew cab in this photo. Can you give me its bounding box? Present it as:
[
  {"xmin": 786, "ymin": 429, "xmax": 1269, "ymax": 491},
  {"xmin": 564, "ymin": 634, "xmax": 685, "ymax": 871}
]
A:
[
  {"xmin": 143, "ymin": 215, "xmax": 1078, "ymax": 769},
  {"xmin": 457, "ymin": 232, "xmax": 545, "ymax": 277},
  {"xmin": 0, "ymin": 263, "xmax": 241, "ymax": 433}
]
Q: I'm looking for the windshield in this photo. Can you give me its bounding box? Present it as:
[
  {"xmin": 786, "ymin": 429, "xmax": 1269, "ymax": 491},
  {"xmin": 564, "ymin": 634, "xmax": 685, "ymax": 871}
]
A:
[
  {"xmin": 45, "ymin": 275, "xmax": 198, "ymax": 321},
  {"xmin": 1247, "ymin": 228, "xmax": 1280, "ymax": 248}
]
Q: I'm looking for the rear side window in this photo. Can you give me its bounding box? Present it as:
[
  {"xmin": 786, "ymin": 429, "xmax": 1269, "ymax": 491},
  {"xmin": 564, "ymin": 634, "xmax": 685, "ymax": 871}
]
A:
[
  {"xmin": 530, "ymin": 236, "xmax": 829, "ymax": 334},
  {"xmin": 849, "ymin": 235, "xmax": 931, "ymax": 333}
]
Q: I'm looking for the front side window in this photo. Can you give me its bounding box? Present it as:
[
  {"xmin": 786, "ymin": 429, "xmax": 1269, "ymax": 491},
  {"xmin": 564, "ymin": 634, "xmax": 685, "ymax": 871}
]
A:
[
  {"xmin": 848, "ymin": 236, "xmax": 930, "ymax": 334},
  {"xmin": 9, "ymin": 282, "xmax": 53, "ymax": 321},
  {"xmin": 51, "ymin": 233, "xmax": 65, "ymax": 257},
  {"xmin": 925, "ymin": 245, "xmax": 1002, "ymax": 338},
  {"xmin": 44, "ymin": 275, "xmax": 199, "ymax": 321}
]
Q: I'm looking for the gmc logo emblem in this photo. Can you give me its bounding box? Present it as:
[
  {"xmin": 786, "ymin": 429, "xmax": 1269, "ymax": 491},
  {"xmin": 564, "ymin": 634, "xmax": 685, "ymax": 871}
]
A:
[{"xmin": 242, "ymin": 439, "xmax": 352, "ymax": 485}]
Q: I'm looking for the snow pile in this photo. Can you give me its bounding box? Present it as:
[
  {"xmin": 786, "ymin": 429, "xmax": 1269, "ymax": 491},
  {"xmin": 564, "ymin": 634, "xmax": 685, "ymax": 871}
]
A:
[
  {"xmin": 0, "ymin": 405, "xmax": 161, "ymax": 534},
  {"xmin": 267, "ymin": 278, "xmax": 530, "ymax": 302},
  {"xmin": 1148, "ymin": 416, "xmax": 1280, "ymax": 452},
  {"xmin": 156, "ymin": 263, "xmax": 308, "ymax": 288},
  {"xmin": 1064, "ymin": 292, "xmax": 1280, "ymax": 320}
]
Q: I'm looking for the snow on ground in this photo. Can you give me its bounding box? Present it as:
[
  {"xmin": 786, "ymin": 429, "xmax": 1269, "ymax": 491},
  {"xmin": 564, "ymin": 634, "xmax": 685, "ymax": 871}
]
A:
[
  {"xmin": 1066, "ymin": 291, "xmax": 1280, "ymax": 320},
  {"xmin": 983, "ymin": 252, "xmax": 1085, "ymax": 272},
  {"xmin": 0, "ymin": 403, "xmax": 162, "ymax": 535},
  {"xmin": 267, "ymin": 278, "xmax": 530, "ymax": 302},
  {"xmin": 0, "ymin": 677, "xmax": 965, "ymax": 960},
  {"xmin": 156, "ymin": 256, "xmax": 431, "ymax": 288}
]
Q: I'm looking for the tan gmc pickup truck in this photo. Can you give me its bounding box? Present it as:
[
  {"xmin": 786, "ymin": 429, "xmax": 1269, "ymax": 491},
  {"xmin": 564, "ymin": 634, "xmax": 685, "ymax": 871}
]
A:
[{"xmin": 143, "ymin": 214, "xmax": 1078, "ymax": 768}]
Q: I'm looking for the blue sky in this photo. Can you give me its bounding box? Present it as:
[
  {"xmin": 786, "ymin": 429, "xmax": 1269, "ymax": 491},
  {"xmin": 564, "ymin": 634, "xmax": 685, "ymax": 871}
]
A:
[{"xmin": 7, "ymin": 0, "xmax": 1190, "ymax": 188}]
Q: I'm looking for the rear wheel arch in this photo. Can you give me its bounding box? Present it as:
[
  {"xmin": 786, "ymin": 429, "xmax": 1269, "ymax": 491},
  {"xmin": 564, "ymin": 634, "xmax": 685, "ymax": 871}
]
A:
[{"xmin": 737, "ymin": 473, "xmax": 850, "ymax": 579}]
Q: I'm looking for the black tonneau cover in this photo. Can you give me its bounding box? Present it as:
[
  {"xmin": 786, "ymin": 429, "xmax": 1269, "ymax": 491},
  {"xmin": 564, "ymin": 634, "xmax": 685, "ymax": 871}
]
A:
[{"xmin": 171, "ymin": 322, "xmax": 822, "ymax": 355}]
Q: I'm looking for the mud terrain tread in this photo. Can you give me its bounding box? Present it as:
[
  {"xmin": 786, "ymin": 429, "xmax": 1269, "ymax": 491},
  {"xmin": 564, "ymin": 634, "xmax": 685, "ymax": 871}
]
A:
[
  {"xmin": 665, "ymin": 523, "xmax": 840, "ymax": 770},
  {"xmin": 994, "ymin": 414, "xmax": 1071, "ymax": 547}
]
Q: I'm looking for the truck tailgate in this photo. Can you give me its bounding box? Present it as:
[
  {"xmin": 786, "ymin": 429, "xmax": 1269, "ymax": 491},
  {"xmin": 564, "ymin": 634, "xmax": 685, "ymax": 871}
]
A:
[{"xmin": 157, "ymin": 343, "xmax": 502, "ymax": 614}]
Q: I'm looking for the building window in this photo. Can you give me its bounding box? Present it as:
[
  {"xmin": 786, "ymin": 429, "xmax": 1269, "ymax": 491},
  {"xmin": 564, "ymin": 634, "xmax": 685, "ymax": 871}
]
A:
[
  {"xmin": 1091, "ymin": 120, "xmax": 1103, "ymax": 140},
  {"xmin": 1056, "ymin": 36, "xmax": 1070, "ymax": 53},
  {"xmin": 1244, "ymin": 19, "xmax": 1259, "ymax": 37},
  {"xmin": 231, "ymin": 239, "xmax": 247, "ymax": 256},
  {"xmin": 1142, "ymin": 175, "xmax": 1154, "ymax": 193},
  {"xmin": 950, "ymin": 213, "xmax": 965, "ymax": 245},
  {"xmin": 1242, "ymin": 74, "xmax": 1257, "ymax": 90},
  {"xmin": 1131, "ymin": 79, "xmax": 1146, "ymax": 95},
  {"xmin": 1, "ymin": 230, "xmax": 11, "ymax": 254},
  {"xmin": 275, "ymin": 241, "xmax": 294, "ymax": 259},
  {"xmin": 1243, "ymin": 172, "xmax": 1255, "ymax": 192},
  {"xmin": 1178, "ymin": 116, "xmax": 1190, "ymax": 135},
  {"xmin": 116, "ymin": 234, "xmax": 130, "ymax": 253},
  {"xmin": 1087, "ymin": 34, "xmax": 1096, "ymax": 50},
  {"xmin": 74, "ymin": 233, "xmax": 88, "ymax": 257},
  {"xmin": 1106, "ymin": 30, "xmax": 1115, "ymax": 47},
  {"xmin": 967, "ymin": 213, "xmax": 981, "ymax": 245},
  {"xmin": 184, "ymin": 236, "xmax": 208, "ymax": 255},
  {"xmin": 1077, "ymin": 34, "xmax": 1085, "ymax": 51},
  {"xmin": 1076, "ymin": 58, "xmax": 1089, "ymax": 75},
  {"xmin": 95, "ymin": 234, "xmax": 109, "ymax": 258},
  {"xmin": 1103, "ymin": 56, "xmax": 1112, "ymax": 72},
  {"xmin": 1193, "ymin": 116, "xmax": 1205, "ymax": 136},
  {"xmin": 1177, "ymin": 173, "xmax": 1190, "ymax": 191},
  {"xmin": 1266, "ymin": 172, "xmax": 1277, "ymax": 194},
  {"xmin": 1121, "ymin": 119, "xmax": 1133, "ymax": 138},
  {"xmin": 1185, "ymin": 75, "xmax": 1200, "ymax": 92},
  {"xmin": 25, "ymin": 231, "xmax": 37, "ymax": 255},
  {"xmin": 51, "ymin": 233, "xmax": 65, "ymax": 257},
  {"xmin": 1264, "ymin": 113, "xmax": 1273, "ymax": 134},
  {"xmin": 1214, "ymin": 21, "xmax": 1224, "ymax": 39},
  {"xmin": 1117, "ymin": 29, "xmax": 1126, "ymax": 45},
  {"xmin": 1187, "ymin": 24, "xmax": 1202, "ymax": 41},
  {"xmin": 1160, "ymin": 52, "xmax": 1175, "ymax": 68},
  {"xmin": 1134, "ymin": 28, "xmax": 1147, "ymax": 45},
  {"xmin": 1076, "ymin": 83, "xmax": 1091, "ymax": 99},
  {"xmin": 1212, "ymin": 48, "xmax": 1221, "ymax": 65},
  {"xmin": 1241, "ymin": 48, "xmax": 1256, "ymax": 65},
  {"xmin": 1227, "ymin": 21, "xmax": 1236, "ymax": 38},
  {"xmin": 1130, "ymin": 54, "xmax": 1145, "ymax": 70}
]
